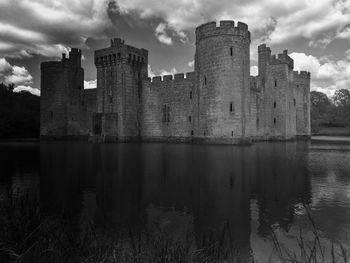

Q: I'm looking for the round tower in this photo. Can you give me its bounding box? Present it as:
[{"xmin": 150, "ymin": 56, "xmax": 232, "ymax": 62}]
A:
[{"xmin": 194, "ymin": 20, "xmax": 251, "ymax": 142}]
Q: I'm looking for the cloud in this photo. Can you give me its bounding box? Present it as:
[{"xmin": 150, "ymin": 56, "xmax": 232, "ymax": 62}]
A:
[
  {"xmin": 290, "ymin": 51, "xmax": 350, "ymax": 96},
  {"xmin": 148, "ymin": 64, "xmax": 177, "ymax": 78},
  {"xmin": 0, "ymin": 0, "xmax": 113, "ymax": 58},
  {"xmin": 250, "ymin": 66, "xmax": 258, "ymax": 76},
  {"xmin": 84, "ymin": 79, "xmax": 97, "ymax": 89},
  {"xmin": 155, "ymin": 23, "xmax": 173, "ymax": 45},
  {"xmin": 14, "ymin": 85, "xmax": 40, "ymax": 96},
  {"xmin": 114, "ymin": 0, "xmax": 350, "ymax": 46},
  {"xmin": 0, "ymin": 58, "xmax": 33, "ymax": 86}
]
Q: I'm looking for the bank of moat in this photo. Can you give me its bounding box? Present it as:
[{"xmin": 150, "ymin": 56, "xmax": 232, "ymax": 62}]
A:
[{"xmin": 40, "ymin": 20, "xmax": 311, "ymax": 144}]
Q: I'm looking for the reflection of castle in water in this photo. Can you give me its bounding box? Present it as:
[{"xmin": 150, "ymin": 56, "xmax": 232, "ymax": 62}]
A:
[{"xmin": 40, "ymin": 142, "xmax": 311, "ymax": 259}]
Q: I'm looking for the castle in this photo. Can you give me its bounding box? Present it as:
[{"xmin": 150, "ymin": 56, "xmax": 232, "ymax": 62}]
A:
[{"xmin": 40, "ymin": 20, "xmax": 311, "ymax": 144}]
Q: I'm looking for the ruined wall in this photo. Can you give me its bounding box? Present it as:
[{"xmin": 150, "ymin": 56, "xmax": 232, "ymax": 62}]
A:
[
  {"xmin": 141, "ymin": 73, "xmax": 195, "ymax": 141},
  {"xmin": 94, "ymin": 38, "xmax": 148, "ymax": 139},
  {"xmin": 194, "ymin": 21, "xmax": 251, "ymax": 143}
]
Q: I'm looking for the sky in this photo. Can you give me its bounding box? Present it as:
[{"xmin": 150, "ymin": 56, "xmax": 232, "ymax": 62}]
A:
[{"xmin": 0, "ymin": 0, "xmax": 349, "ymax": 97}]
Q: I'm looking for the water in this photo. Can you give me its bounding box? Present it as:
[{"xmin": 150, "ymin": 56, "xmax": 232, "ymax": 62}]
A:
[{"xmin": 1, "ymin": 140, "xmax": 350, "ymax": 262}]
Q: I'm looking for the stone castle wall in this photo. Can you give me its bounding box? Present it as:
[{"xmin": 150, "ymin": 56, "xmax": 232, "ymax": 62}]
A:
[
  {"xmin": 141, "ymin": 73, "xmax": 195, "ymax": 141},
  {"xmin": 40, "ymin": 20, "xmax": 311, "ymax": 143}
]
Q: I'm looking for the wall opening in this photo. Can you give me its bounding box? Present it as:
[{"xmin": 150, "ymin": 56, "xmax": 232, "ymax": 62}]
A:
[
  {"xmin": 191, "ymin": 130, "xmax": 194, "ymax": 136},
  {"xmin": 230, "ymin": 102, "xmax": 234, "ymax": 113},
  {"xmin": 274, "ymin": 79, "xmax": 277, "ymax": 87},
  {"xmin": 256, "ymin": 118, "xmax": 259, "ymax": 129},
  {"xmin": 274, "ymin": 118, "xmax": 276, "ymax": 125},
  {"xmin": 188, "ymin": 116, "xmax": 192, "ymax": 123},
  {"xmin": 231, "ymin": 131, "xmax": 233, "ymax": 137},
  {"xmin": 50, "ymin": 111, "xmax": 53, "ymax": 121},
  {"xmin": 162, "ymin": 104, "xmax": 170, "ymax": 123},
  {"xmin": 274, "ymin": 102, "xmax": 276, "ymax": 108},
  {"xmin": 190, "ymin": 91, "xmax": 192, "ymax": 99},
  {"xmin": 204, "ymin": 76, "xmax": 207, "ymax": 85},
  {"xmin": 230, "ymin": 47, "xmax": 233, "ymax": 56},
  {"xmin": 293, "ymin": 98, "xmax": 296, "ymax": 106}
]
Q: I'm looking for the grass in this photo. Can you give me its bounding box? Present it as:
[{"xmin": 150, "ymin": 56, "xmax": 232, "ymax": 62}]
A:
[{"xmin": 0, "ymin": 195, "xmax": 348, "ymax": 263}]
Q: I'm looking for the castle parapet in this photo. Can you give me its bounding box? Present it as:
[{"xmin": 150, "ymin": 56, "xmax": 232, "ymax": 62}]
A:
[
  {"xmin": 94, "ymin": 38, "xmax": 148, "ymax": 67},
  {"xmin": 293, "ymin": 70, "xmax": 311, "ymax": 79},
  {"xmin": 150, "ymin": 72, "xmax": 195, "ymax": 83},
  {"xmin": 195, "ymin": 20, "xmax": 250, "ymax": 43},
  {"xmin": 270, "ymin": 50, "xmax": 294, "ymax": 69}
]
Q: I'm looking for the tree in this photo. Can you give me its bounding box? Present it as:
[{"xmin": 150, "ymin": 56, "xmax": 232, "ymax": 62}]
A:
[{"xmin": 332, "ymin": 89, "xmax": 350, "ymax": 108}]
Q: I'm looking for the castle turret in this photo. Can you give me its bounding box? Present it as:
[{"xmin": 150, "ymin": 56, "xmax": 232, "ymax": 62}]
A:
[
  {"xmin": 40, "ymin": 49, "xmax": 84, "ymax": 138},
  {"xmin": 94, "ymin": 38, "xmax": 148, "ymax": 140},
  {"xmin": 194, "ymin": 21, "xmax": 251, "ymax": 142}
]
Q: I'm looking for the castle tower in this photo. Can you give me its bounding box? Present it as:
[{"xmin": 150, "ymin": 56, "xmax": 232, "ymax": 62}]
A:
[
  {"xmin": 94, "ymin": 38, "xmax": 148, "ymax": 140},
  {"xmin": 194, "ymin": 21, "xmax": 251, "ymax": 142},
  {"xmin": 40, "ymin": 48, "xmax": 84, "ymax": 138}
]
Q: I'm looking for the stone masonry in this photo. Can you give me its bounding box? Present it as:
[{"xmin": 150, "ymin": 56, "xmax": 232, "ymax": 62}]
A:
[{"xmin": 40, "ymin": 20, "xmax": 311, "ymax": 144}]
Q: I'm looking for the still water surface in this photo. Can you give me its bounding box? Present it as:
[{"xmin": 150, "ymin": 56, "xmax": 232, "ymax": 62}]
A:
[{"xmin": 0, "ymin": 140, "xmax": 350, "ymax": 261}]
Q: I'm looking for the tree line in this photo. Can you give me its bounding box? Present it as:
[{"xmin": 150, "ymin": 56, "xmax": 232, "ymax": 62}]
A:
[
  {"xmin": 311, "ymin": 89, "xmax": 350, "ymax": 133},
  {"xmin": 0, "ymin": 83, "xmax": 40, "ymax": 138}
]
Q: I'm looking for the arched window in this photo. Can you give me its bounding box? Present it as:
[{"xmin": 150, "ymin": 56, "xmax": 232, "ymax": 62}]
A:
[
  {"xmin": 230, "ymin": 47, "xmax": 233, "ymax": 56},
  {"xmin": 274, "ymin": 102, "xmax": 276, "ymax": 108}
]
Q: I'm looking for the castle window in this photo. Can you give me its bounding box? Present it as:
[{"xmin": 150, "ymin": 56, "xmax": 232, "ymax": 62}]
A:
[
  {"xmin": 162, "ymin": 104, "xmax": 170, "ymax": 123},
  {"xmin": 293, "ymin": 98, "xmax": 296, "ymax": 106},
  {"xmin": 274, "ymin": 118, "xmax": 276, "ymax": 125},
  {"xmin": 109, "ymin": 55, "xmax": 112, "ymax": 61},
  {"xmin": 274, "ymin": 79, "xmax": 277, "ymax": 87},
  {"xmin": 190, "ymin": 91, "xmax": 192, "ymax": 99},
  {"xmin": 230, "ymin": 47, "xmax": 233, "ymax": 56},
  {"xmin": 256, "ymin": 118, "xmax": 260, "ymax": 129},
  {"xmin": 128, "ymin": 53, "xmax": 131, "ymax": 62},
  {"xmin": 230, "ymin": 102, "xmax": 234, "ymax": 113},
  {"xmin": 109, "ymin": 96, "xmax": 113, "ymax": 103},
  {"xmin": 204, "ymin": 76, "xmax": 207, "ymax": 85},
  {"xmin": 231, "ymin": 131, "xmax": 233, "ymax": 137},
  {"xmin": 191, "ymin": 130, "xmax": 194, "ymax": 136},
  {"xmin": 113, "ymin": 54, "xmax": 116, "ymax": 61},
  {"xmin": 141, "ymin": 57, "xmax": 144, "ymax": 64},
  {"xmin": 50, "ymin": 111, "xmax": 53, "ymax": 120},
  {"xmin": 189, "ymin": 116, "xmax": 192, "ymax": 123},
  {"xmin": 274, "ymin": 101, "xmax": 276, "ymax": 108},
  {"xmin": 117, "ymin": 53, "xmax": 121, "ymax": 59}
]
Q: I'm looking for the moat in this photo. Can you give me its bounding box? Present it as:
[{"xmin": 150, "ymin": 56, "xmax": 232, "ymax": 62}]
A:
[{"xmin": 1, "ymin": 140, "xmax": 350, "ymax": 261}]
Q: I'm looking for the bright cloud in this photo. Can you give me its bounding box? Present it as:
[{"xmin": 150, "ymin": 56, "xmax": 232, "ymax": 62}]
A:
[
  {"xmin": 0, "ymin": 58, "xmax": 33, "ymax": 86},
  {"xmin": 291, "ymin": 51, "xmax": 350, "ymax": 96},
  {"xmin": 14, "ymin": 85, "xmax": 40, "ymax": 96},
  {"xmin": 250, "ymin": 66, "xmax": 258, "ymax": 76},
  {"xmin": 155, "ymin": 23, "xmax": 173, "ymax": 45},
  {"xmin": 84, "ymin": 79, "xmax": 97, "ymax": 89},
  {"xmin": 0, "ymin": 0, "xmax": 112, "ymax": 58},
  {"xmin": 115, "ymin": 0, "xmax": 350, "ymax": 46}
]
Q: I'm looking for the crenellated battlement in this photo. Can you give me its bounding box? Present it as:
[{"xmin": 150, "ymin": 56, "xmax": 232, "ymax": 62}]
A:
[
  {"xmin": 94, "ymin": 38, "xmax": 148, "ymax": 67},
  {"xmin": 269, "ymin": 50, "xmax": 294, "ymax": 69},
  {"xmin": 150, "ymin": 72, "xmax": 195, "ymax": 83},
  {"xmin": 293, "ymin": 70, "xmax": 311, "ymax": 79},
  {"xmin": 195, "ymin": 20, "xmax": 250, "ymax": 43}
]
